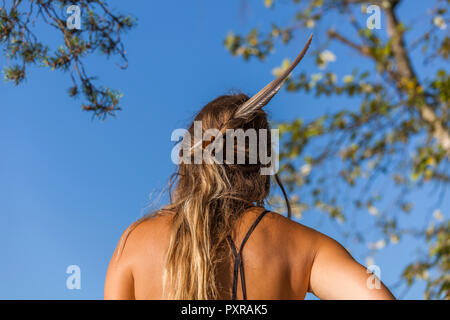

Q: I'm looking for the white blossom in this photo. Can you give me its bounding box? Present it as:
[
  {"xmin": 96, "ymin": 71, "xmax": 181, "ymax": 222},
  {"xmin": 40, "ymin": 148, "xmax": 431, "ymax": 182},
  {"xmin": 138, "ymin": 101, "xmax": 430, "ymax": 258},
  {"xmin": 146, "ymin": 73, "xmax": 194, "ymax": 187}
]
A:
[
  {"xmin": 433, "ymin": 16, "xmax": 447, "ymax": 30},
  {"xmin": 368, "ymin": 204, "xmax": 379, "ymax": 216},
  {"xmin": 433, "ymin": 209, "xmax": 444, "ymax": 221},
  {"xmin": 300, "ymin": 163, "xmax": 312, "ymax": 176},
  {"xmin": 309, "ymin": 73, "xmax": 323, "ymax": 87},
  {"xmin": 390, "ymin": 234, "xmax": 399, "ymax": 244},
  {"xmin": 306, "ymin": 19, "xmax": 315, "ymax": 29},
  {"xmin": 311, "ymin": 73, "xmax": 322, "ymax": 82},
  {"xmin": 369, "ymin": 239, "xmax": 386, "ymax": 250},
  {"xmin": 343, "ymin": 75, "xmax": 354, "ymax": 83},
  {"xmin": 272, "ymin": 59, "xmax": 291, "ymax": 77},
  {"xmin": 318, "ymin": 50, "xmax": 336, "ymax": 69},
  {"xmin": 375, "ymin": 239, "xmax": 386, "ymax": 249}
]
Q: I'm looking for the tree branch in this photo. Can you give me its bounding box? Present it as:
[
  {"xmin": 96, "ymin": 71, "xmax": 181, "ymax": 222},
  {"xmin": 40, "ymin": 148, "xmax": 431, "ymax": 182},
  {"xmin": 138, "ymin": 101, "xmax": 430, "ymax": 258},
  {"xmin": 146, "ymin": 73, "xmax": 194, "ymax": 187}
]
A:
[
  {"xmin": 384, "ymin": 4, "xmax": 450, "ymax": 153},
  {"xmin": 327, "ymin": 29, "xmax": 371, "ymax": 56}
]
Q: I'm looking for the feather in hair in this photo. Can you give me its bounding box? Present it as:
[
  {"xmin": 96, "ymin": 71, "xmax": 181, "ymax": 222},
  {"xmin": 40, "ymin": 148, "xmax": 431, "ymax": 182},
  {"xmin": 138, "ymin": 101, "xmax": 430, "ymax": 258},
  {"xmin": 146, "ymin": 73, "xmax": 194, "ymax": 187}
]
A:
[
  {"xmin": 233, "ymin": 34, "xmax": 313, "ymax": 120},
  {"xmin": 188, "ymin": 34, "xmax": 313, "ymax": 152}
]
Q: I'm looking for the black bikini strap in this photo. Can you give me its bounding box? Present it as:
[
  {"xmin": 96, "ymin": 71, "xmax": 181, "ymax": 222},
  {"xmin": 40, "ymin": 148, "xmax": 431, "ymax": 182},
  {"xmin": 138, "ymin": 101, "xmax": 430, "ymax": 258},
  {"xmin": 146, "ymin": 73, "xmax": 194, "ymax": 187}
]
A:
[
  {"xmin": 228, "ymin": 238, "xmax": 240, "ymax": 300},
  {"xmin": 227, "ymin": 209, "xmax": 269, "ymax": 300}
]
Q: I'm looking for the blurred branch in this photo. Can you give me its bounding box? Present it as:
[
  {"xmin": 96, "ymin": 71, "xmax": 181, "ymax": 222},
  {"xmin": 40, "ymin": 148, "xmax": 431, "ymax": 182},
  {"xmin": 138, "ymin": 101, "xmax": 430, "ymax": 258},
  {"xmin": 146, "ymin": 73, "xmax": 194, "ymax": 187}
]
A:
[{"xmin": 384, "ymin": 5, "xmax": 450, "ymax": 153}]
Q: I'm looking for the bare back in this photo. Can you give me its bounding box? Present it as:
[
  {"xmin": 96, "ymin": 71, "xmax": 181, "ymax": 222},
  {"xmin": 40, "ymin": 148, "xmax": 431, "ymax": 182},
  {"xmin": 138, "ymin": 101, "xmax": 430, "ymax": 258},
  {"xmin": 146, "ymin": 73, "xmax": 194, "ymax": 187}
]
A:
[{"xmin": 105, "ymin": 207, "xmax": 395, "ymax": 300}]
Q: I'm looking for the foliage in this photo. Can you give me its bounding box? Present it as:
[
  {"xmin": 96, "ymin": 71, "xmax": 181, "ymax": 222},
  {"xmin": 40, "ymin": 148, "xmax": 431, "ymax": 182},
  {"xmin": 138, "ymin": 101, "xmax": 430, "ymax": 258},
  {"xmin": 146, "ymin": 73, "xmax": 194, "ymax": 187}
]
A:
[
  {"xmin": 0, "ymin": 0, "xmax": 135, "ymax": 119},
  {"xmin": 225, "ymin": 0, "xmax": 449, "ymax": 299}
]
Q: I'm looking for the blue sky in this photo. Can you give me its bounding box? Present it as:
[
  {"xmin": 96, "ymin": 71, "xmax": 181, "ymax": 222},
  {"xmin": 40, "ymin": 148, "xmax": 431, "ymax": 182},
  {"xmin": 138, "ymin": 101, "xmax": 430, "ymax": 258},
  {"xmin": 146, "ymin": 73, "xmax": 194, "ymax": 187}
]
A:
[{"xmin": 0, "ymin": 0, "xmax": 447, "ymax": 299}]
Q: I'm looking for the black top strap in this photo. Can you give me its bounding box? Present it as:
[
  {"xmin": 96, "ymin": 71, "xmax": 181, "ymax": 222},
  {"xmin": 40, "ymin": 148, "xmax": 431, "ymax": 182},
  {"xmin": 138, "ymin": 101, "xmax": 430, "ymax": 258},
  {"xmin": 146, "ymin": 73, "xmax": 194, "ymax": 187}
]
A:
[{"xmin": 227, "ymin": 209, "xmax": 269, "ymax": 300}]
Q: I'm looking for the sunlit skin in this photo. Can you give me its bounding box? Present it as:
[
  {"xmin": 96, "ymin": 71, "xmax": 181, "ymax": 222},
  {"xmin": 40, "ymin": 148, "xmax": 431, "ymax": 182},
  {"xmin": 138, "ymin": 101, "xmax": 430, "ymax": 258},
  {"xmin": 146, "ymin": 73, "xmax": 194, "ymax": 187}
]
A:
[{"xmin": 104, "ymin": 207, "xmax": 395, "ymax": 300}]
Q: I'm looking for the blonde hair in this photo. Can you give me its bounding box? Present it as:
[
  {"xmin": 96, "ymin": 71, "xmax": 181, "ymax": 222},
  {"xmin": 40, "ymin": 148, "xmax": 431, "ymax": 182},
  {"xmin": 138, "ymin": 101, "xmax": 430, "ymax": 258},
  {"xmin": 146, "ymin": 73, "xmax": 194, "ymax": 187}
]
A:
[
  {"xmin": 115, "ymin": 94, "xmax": 288, "ymax": 299},
  {"xmin": 160, "ymin": 93, "xmax": 273, "ymax": 299}
]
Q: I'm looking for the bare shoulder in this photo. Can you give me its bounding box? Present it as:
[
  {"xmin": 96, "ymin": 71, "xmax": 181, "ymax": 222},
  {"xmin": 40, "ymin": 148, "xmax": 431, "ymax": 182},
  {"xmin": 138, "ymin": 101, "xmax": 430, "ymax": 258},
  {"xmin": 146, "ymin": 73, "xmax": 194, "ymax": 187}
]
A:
[
  {"xmin": 118, "ymin": 211, "xmax": 174, "ymax": 261},
  {"xmin": 106, "ymin": 211, "xmax": 173, "ymax": 274},
  {"xmin": 263, "ymin": 211, "xmax": 329, "ymax": 250},
  {"xmin": 104, "ymin": 211, "xmax": 174, "ymax": 299}
]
